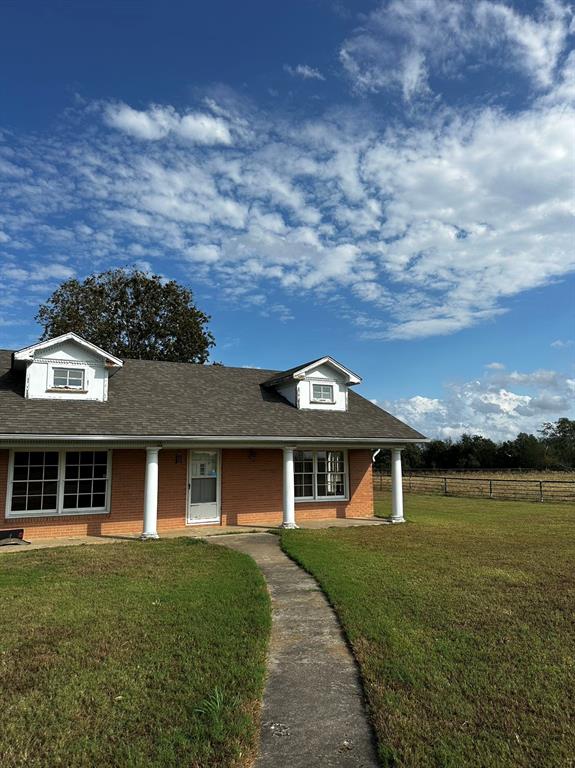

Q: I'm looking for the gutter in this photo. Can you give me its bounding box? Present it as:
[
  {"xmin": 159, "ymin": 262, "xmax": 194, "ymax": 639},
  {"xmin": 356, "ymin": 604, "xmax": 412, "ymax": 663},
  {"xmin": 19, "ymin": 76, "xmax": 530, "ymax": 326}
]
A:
[{"xmin": 0, "ymin": 434, "xmax": 429, "ymax": 447}]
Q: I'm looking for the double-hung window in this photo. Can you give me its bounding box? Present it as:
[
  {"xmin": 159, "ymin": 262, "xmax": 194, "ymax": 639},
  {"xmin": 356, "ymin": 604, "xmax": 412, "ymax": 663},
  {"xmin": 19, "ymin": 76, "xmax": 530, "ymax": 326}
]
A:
[
  {"xmin": 52, "ymin": 367, "xmax": 85, "ymax": 390},
  {"xmin": 294, "ymin": 450, "xmax": 347, "ymax": 501},
  {"xmin": 7, "ymin": 450, "xmax": 110, "ymax": 517},
  {"xmin": 311, "ymin": 383, "xmax": 334, "ymax": 403}
]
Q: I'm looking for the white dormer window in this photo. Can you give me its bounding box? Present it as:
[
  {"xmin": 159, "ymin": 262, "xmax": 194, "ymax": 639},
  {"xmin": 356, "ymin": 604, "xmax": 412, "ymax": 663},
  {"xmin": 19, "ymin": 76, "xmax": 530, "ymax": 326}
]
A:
[
  {"xmin": 13, "ymin": 332, "xmax": 123, "ymax": 402},
  {"xmin": 311, "ymin": 383, "xmax": 335, "ymax": 403},
  {"xmin": 52, "ymin": 367, "xmax": 85, "ymax": 390}
]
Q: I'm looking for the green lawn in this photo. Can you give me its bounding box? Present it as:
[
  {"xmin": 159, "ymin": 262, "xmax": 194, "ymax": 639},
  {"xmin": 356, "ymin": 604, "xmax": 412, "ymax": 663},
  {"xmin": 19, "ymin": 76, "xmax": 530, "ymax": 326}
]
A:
[
  {"xmin": 0, "ymin": 539, "xmax": 271, "ymax": 768},
  {"xmin": 282, "ymin": 495, "xmax": 575, "ymax": 768}
]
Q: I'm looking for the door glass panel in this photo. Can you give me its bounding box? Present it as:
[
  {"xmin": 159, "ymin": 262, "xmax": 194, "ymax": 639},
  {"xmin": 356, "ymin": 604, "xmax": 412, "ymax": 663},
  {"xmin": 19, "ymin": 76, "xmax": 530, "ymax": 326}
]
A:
[{"xmin": 191, "ymin": 477, "xmax": 217, "ymax": 504}]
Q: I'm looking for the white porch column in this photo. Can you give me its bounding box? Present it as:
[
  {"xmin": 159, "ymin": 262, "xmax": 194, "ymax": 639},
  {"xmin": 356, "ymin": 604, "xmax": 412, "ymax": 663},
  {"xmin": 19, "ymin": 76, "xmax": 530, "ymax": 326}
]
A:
[
  {"xmin": 141, "ymin": 447, "xmax": 161, "ymax": 540},
  {"xmin": 390, "ymin": 447, "xmax": 405, "ymax": 523},
  {"xmin": 282, "ymin": 447, "xmax": 298, "ymax": 529}
]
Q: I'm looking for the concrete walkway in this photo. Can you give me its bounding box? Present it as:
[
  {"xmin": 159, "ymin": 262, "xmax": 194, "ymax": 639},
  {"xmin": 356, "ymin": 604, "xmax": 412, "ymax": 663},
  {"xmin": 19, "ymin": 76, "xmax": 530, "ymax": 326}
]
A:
[{"xmin": 212, "ymin": 532, "xmax": 379, "ymax": 768}]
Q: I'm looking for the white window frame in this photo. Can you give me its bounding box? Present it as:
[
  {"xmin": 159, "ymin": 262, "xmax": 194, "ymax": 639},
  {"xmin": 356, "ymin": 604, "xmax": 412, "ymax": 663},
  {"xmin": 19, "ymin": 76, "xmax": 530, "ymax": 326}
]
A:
[
  {"xmin": 310, "ymin": 381, "xmax": 336, "ymax": 404},
  {"xmin": 51, "ymin": 366, "xmax": 86, "ymax": 391},
  {"xmin": 5, "ymin": 449, "xmax": 112, "ymax": 518},
  {"xmin": 294, "ymin": 449, "xmax": 348, "ymax": 502}
]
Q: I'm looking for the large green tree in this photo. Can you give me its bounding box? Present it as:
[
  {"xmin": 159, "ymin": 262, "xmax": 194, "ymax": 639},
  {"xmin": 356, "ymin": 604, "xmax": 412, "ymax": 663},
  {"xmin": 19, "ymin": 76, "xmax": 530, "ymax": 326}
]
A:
[{"xmin": 36, "ymin": 268, "xmax": 215, "ymax": 363}]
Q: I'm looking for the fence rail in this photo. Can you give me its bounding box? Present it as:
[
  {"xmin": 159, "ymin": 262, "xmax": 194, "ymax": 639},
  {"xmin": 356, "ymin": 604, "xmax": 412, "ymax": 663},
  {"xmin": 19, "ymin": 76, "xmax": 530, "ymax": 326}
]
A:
[{"xmin": 373, "ymin": 473, "xmax": 575, "ymax": 503}]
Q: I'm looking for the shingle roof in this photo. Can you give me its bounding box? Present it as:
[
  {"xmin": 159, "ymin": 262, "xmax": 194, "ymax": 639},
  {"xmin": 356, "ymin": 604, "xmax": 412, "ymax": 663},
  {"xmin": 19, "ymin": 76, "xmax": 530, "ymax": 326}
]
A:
[{"xmin": 0, "ymin": 350, "xmax": 426, "ymax": 442}]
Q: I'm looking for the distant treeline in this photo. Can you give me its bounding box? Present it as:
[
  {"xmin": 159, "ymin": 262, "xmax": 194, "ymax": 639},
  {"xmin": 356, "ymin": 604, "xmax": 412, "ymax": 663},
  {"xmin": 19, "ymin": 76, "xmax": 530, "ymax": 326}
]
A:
[{"xmin": 375, "ymin": 418, "xmax": 575, "ymax": 472}]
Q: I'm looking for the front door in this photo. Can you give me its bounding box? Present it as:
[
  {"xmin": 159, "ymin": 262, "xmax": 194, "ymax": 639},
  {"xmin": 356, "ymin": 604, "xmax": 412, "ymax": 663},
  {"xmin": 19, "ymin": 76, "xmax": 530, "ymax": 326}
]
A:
[{"xmin": 188, "ymin": 451, "xmax": 219, "ymax": 524}]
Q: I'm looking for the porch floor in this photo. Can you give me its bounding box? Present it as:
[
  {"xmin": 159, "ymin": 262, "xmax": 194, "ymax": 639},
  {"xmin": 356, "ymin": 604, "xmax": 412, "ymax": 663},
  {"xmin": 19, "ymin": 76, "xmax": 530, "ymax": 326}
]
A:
[{"xmin": 0, "ymin": 517, "xmax": 386, "ymax": 553}]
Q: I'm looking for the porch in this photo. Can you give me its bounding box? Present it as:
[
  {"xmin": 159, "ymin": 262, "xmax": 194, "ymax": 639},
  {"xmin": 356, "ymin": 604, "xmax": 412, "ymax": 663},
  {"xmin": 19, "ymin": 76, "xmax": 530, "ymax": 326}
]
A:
[{"xmin": 0, "ymin": 516, "xmax": 388, "ymax": 553}]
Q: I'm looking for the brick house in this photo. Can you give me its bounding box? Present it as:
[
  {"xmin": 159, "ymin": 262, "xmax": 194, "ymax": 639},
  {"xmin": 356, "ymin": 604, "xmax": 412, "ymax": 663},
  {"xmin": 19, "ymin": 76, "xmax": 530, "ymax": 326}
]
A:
[{"xmin": 0, "ymin": 333, "xmax": 425, "ymax": 539}]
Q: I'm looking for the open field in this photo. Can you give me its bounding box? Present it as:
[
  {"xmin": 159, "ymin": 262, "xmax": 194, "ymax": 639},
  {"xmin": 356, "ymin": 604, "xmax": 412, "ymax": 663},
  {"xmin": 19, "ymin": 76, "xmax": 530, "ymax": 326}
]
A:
[
  {"xmin": 282, "ymin": 496, "xmax": 575, "ymax": 768},
  {"xmin": 0, "ymin": 539, "xmax": 271, "ymax": 768},
  {"xmin": 374, "ymin": 470, "xmax": 575, "ymax": 503}
]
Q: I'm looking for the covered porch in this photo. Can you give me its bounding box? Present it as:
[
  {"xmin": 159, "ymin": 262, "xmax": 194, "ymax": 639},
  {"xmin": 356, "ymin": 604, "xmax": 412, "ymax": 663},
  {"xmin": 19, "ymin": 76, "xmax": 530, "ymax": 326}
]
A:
[{"xmin": 140, "ymin": 444, "xmax": 407, "ymax": 539}]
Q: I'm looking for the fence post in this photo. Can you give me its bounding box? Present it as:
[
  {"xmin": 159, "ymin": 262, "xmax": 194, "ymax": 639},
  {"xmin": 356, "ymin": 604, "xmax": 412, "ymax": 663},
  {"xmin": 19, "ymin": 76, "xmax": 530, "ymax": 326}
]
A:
[
  {"xmin": 539, "ymin": 481, "xmax": 544, "ymax": 503},
  {"xmin": 409, "ymin": 474, "xmax": 412, "ymax": 493},
  {"xmin": 489, "ymin": 480, "xmax": 493, "ymax": 498},
  {"xmin": 444, "ymin": 477, "xmax": 448, "ymax": 496}
]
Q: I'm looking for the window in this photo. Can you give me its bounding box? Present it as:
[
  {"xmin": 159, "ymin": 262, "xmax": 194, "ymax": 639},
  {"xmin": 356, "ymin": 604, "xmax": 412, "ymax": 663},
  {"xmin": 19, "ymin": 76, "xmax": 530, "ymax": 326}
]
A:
[
  {"xmin": 10, "ymin": 452, "xmax": 59, "ymax": 513},
  {"xmin": 294, "ymin": 450, "xmax": 347, "ymax": 500},
  {"xmin": 52, "ymin": 367, "xmax": 85, "ymax": 390},
  {"xmin": 63, "ymin": 452, "xmax": 109, "ymax": 510},
  {"xmin": 7, "ymin": 450, "xmax": 110, "ymax": 517},
  {"xmin": 311, "ymin": 383, "xmax": 334, "ymax": 403}
]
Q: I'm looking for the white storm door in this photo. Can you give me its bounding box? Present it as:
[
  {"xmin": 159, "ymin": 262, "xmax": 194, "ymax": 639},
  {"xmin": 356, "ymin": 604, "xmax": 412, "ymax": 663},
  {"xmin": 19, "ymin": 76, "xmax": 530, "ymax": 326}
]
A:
[{"xmin": 188, "ymin": 451, "xmax": 219, "ymax": 523}]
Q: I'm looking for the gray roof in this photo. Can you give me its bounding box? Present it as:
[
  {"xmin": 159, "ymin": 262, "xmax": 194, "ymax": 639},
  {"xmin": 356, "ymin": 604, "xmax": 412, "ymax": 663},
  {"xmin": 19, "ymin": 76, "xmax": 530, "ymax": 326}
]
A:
[{"xmin": 0, "ymin": 350, "xmax": 426, "ymax": 442}]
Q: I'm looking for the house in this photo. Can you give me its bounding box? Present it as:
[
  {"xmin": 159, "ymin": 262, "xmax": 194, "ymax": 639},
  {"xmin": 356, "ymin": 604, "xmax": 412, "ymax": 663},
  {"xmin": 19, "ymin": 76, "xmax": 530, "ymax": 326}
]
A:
[{"xmin": 0, "ymin": 332, "xmax": 426, "ymax": 539}]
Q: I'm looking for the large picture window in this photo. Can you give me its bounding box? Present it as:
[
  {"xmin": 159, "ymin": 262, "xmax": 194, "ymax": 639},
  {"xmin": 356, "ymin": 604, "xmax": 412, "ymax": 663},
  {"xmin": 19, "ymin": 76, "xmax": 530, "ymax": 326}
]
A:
[
  {"xmin": 7, "ymin": 450, "xmax": 110, "ymax": 517},
  {"xmin": 294, "ymin": 450, "xmax": 347, "ymax": 501}
]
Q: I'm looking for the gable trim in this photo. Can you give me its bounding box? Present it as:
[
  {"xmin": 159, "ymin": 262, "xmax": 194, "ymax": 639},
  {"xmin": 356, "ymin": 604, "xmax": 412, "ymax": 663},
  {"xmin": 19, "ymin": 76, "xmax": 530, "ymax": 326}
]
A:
[{"xmin": 13, "ymin": 332, "xmax": 124, "ymax": 368}]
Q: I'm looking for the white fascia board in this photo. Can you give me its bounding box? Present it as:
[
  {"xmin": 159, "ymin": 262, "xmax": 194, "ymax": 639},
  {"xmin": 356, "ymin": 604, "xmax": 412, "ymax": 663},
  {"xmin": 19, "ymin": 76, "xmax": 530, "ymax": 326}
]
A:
[
  {"xmin": 292, "ymin": 357, "xmax": 362, "ymax": 385},
  {"xmin": 0, "ymin": 434, "xmax": 428, "ymax": 446},
  {"xmin": 14, "ymin": 332, "xmax": 123, "ymax": 368}
]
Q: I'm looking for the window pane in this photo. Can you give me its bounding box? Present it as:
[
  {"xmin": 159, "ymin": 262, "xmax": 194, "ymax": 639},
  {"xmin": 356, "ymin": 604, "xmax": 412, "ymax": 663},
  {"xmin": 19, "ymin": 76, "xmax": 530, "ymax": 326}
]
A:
[
  {"xmin": 27, "ymin": 496, "xmax": 42, "ymax": 511},
  {"xmin": 191, "ymin": 477, "xmax": 216, "ymax": 504},
  {"xmin": 63, "ymin": 495, "xmax": 77, "ymax": 508},
  {"xmin": 44, "ymin": 464, "xmax": 59, "ymax": 480},
  {"xmin": 13, "ymin": 466, "xmax": 28, "ymax": 481},
  {"xmin": 11, "ymin": 496, "xmax": 26, "ymax": 512},
  {"xmin": 65, "ymin": 464, "xmax": 79, "ymax": 479},
  {"xmin": 42, "ymin": 495, "xmax": 57, "ymax": 510},
  {"xmin": 11, "ymin": 481, "xmax": 28, "ymax": 497},
  {"xmin": 29, "ymin": 466, "xmax": 43, "ymax": 481}
]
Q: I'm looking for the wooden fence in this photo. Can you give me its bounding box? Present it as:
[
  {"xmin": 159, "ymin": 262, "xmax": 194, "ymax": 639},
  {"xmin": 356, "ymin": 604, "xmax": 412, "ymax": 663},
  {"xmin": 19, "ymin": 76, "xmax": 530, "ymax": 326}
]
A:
[{"xmin": 373, "ymin": 473, "xmax": 575, "ymax": 503}]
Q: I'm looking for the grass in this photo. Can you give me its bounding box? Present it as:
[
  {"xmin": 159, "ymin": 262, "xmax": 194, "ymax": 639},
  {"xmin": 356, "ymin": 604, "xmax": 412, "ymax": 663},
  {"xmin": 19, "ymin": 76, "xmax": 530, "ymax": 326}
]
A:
[
  {"xmin": 0, "ymin": 539, "xmax": 271, "ymax": 768},
  {"xmin": 282, "ymin": 495, "xmax": 575, "ymax": 767}
]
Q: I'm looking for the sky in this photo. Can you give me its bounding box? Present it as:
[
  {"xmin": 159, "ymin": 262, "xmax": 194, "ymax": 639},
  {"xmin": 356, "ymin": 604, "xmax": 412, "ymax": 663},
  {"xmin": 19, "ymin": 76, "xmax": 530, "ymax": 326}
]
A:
[{"xmin": 0, "ymin": 0, "xmax": 574, "ymax": 441}]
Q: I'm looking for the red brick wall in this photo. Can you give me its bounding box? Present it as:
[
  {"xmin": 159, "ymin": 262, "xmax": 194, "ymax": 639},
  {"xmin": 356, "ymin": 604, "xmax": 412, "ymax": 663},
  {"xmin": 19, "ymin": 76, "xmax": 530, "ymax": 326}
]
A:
[
  {"xmin": 0, "ymin": 446, "xmax": 374, "ymax": 538},
  {"xmin": 221, "ymin": 448, "xmax": 373, "ymax": 526},
  {"xmin": 0, "ymin": 448, "xmax": 188, "ymax": 539}
]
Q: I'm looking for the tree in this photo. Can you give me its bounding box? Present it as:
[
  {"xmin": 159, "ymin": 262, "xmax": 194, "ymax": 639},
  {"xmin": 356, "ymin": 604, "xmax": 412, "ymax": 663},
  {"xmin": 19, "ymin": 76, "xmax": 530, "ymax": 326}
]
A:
[
  {"xmin": 36, "ymin": 268, "xmax": 215, "ymax": 363},
  {"xmin": 540, "ymin": 418, "xmax": 575, "ymax": 468}
]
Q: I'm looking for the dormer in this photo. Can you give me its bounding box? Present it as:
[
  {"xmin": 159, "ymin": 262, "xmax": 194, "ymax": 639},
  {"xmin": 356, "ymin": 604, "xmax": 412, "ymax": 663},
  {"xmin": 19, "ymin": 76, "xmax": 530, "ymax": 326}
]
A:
[
  {"xmin": 13, "ymin": 333, "xmax": 123, "ymax": 402},
  {"xmin": 264, "ymin": 357, "xmax": 361, "ymax": 412}
]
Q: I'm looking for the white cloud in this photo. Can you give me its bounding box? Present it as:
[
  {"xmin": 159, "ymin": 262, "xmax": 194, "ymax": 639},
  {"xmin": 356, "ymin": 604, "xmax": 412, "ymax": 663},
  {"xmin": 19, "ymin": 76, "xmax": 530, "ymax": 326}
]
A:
[
  {"xmin": 1, "ymin": 37, "xmax": 574, "ymax": 341},
  {"xmin": 284, "ymin": 64, "xmax": 325, "ymax": 81},
  {"xmin": 486, "ymin": 362, "xmax": 506, "ymax": 370},
  {"xmin": 340, "ymin": 0, "xmax": 574, "ymax": 99},
  {"xmin": 104, "ymin": 103, "xmax": 233, "ymax": 145},
  {"xmin": 384, "ymin": 366, "xmax": 575, "ymax": 441},
  {"xmin": 551, "ymin": 338, "xmax": 574, "ymax": 348}
]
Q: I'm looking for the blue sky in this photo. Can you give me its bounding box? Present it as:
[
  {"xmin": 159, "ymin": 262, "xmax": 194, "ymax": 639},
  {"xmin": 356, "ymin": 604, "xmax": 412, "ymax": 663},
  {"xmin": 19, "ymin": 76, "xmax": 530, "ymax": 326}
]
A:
[{"xmin": 1, "ymin": 0, "xmax": 574, "ymax": 440}]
